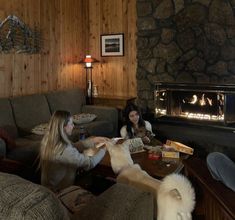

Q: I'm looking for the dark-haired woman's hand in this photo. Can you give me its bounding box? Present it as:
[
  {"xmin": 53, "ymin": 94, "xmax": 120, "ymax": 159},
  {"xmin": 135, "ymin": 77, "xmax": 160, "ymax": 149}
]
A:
[{"xmin": 142, "ymin": 136, "xmax": 151, "ymax": 144}]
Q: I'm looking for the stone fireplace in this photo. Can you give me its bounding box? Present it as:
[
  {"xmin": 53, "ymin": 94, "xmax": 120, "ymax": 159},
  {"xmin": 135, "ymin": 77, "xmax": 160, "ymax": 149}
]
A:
[
  {"xmin": 136, "ymin": 0, "xmax": 235, "ymax": 157},
  {"xmin": 136, "ymin": 0, "xmax": 235, "ymax": 113}
]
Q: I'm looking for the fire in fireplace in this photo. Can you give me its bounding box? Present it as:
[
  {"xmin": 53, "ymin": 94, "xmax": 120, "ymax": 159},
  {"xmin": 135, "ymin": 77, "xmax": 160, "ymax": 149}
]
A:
[{"xmin": 155, "ymin": 83, "xmax": 235, "ymax": 124}]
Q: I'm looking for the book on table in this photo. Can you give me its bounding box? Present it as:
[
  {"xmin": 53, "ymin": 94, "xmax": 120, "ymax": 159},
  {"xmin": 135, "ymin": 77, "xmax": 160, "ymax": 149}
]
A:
[{"xmin": 165, "ymin": 140, "xmax": 194, "ymax": 155}]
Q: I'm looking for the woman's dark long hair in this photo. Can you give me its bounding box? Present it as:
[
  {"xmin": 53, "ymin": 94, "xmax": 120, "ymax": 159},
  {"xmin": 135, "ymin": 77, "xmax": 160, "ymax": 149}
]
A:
[{"xmin": 124, "ymin": 103, "xmax": 145, "ymax": 138}]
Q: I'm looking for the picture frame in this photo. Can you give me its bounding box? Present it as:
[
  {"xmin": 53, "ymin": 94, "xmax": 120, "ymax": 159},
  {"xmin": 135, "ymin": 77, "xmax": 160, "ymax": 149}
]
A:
[{"xmin": 101, "ymin": 33, "xmax": 124, "ymax": 57}]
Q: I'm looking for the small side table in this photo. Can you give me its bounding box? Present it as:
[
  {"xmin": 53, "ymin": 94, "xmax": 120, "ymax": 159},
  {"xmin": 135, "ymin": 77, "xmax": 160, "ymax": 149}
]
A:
[{"xmin": 92, "ymin": 95, "xmax": 136, "ymax": 110}]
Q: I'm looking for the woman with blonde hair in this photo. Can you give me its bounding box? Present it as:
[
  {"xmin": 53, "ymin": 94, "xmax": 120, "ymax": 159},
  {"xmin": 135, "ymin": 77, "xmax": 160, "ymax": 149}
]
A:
[{"xmin": 39, "ymin": 110, "xmax": 107, "ymax": 192}]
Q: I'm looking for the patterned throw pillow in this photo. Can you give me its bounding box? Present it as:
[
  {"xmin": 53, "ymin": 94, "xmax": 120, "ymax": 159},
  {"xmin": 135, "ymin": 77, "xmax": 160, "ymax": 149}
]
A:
[
  {"xmin": 31, "ymin": 123, "xmax": 48, "ymax": 135},
  {"xmin": 73, "ymin": 113, "xmax": 97, "ymax": 124}
]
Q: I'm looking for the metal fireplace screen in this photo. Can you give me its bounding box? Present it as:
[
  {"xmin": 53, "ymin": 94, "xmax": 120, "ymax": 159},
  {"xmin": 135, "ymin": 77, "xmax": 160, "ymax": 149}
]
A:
[{"xmin": 155, "ymin": 83, "xmax": 235, "ymax": 124}]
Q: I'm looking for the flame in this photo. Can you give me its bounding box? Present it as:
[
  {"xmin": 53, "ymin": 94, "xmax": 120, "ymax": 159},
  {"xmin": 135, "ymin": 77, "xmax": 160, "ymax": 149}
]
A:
[
  {"xmin": 155, "ymin": 108, "xmax": 166, "ymax": 115},
  {"xmin": 155, "ymin": 108, "xmax": 224, "ymax": 121},
  {"xmin": 199, "ymin": 94, "xmax": 206, "ymax": 106},
  {"xmin": 189, "ymin": 95, "xmax": 197, "ymax": 104},
  {"xmin": 155, "ymin": 92, "xmax": 224, "ymax": 121},
  {"xmin": 182, "ymin": 112, "xmax": 224, "ymax": 121},
  {"xmin": 183, "ymin": 93, "xmax": 214, "ymax": 106}
]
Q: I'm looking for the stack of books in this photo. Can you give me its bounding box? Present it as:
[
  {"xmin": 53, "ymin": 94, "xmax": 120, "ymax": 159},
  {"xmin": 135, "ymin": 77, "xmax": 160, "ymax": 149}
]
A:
[
  {"xmin": 162, "ymin": 148, "xmax": 180, "ymax": 159},
  {"xmin": 166, "ymin": 140, "xmax": 194, "ymax": 155},
  {"xmin": 162, "ymin": 140, "xmax": 194, "ymax": 159}
]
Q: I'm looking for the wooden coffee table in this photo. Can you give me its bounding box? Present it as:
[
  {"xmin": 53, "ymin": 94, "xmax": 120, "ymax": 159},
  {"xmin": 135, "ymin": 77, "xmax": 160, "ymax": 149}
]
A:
[{"xmin": 92, "ymin": 150, "xmax": 185, "ymax": 179}]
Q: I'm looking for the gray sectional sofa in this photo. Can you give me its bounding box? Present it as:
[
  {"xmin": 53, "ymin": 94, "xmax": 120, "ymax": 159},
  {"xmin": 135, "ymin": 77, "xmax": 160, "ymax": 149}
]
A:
[{"xmin": 0, "ymin": 88, "xmax": 118, "ymax": 166}]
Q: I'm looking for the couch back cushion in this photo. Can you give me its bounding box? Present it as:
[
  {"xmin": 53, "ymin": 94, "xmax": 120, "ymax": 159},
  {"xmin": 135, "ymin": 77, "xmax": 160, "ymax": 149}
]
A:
[
  {"xmin": 0, "ymin": 98, "xmax": 18, "ymax": 137},
  {"xmin": 0, "ymin": 172, "xmax": 69, "ymax": 220},
  {"xmin": 46, "ymin": 88, "xmax": 85, "ymax": 115},
  {"xmin": 0, "ymin": 98, "xmax": 16, "ymax": 127},
  {"xmin": 10, "ymin": 94, "xmax": 51, "ymax": 131}
]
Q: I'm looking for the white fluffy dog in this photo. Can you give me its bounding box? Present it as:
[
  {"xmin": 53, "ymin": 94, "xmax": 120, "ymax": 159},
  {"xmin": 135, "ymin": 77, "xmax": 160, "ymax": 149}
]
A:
[{"xmin": 105, "ymin": 140, "xmax": 195, "ymax": 220}]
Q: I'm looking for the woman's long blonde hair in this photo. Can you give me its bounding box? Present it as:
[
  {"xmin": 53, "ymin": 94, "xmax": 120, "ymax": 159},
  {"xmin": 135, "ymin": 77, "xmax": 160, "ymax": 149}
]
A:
[{"xmin": 39, "ymin": 110, "xmax": 72, "ymax": 175}]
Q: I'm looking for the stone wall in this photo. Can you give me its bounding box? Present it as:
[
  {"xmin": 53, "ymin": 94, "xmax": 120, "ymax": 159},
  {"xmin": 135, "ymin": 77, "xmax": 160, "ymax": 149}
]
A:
[{"xmin": 136, "ymin": 0, "xmax": 235, "ymax": 112}]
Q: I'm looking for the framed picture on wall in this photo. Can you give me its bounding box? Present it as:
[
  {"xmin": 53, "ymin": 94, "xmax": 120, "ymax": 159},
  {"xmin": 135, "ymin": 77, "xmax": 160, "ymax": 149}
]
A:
[{"xmin": 101, "ymin": 33, "xmax": 124, "ymax": 57}]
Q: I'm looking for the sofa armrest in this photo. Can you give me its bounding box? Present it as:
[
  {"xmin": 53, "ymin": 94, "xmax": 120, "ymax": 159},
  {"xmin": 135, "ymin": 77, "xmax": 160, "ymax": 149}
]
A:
[
  {"xmin": 0, "ymin": 138, "xmax": 6, "ymax": 158},
  {"xmin": 0, "ymin": 172, "xmax": 69, "ymax": 220},
  {"xmin": 72, "ymin": 183, "xmax": 154, "ymax": 220},
  {"xmin": 0, "ymin": 158, "xmax": 25, "ymax": 173},
  {"xmin": 82, "ymin": 105, "xmax": 118, "ymax": 136}
]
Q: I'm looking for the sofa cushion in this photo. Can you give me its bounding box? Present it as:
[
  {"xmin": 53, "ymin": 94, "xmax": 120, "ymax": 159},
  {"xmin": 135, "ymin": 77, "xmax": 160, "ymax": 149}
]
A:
[
  {"xmin": 8, "ymin": 137, "xmax": 41, "ymax": 165},
  {"xmin": 10, "ymin": 94, "xmax": 51, "ymax": 134},
  {"xmin": 72, "ymin": 183, "xmax": 154, "ymax": 220},
  {"xmin": 69, "ymin": 121, "xmax": 114, "ymax": 142},
  {"xmin": 0, "ymin": 172, "xmax": 69, "ymax": 220},
  {"xmin": 0, "ymin": 138, "xmax": 6, "ymax": 157},
  {"xmin": 83, "ymin": 121, "xmax": 113, "ymax": 137},
  {"xmin": 82, "ymin": 105, "xmax": 118, "ymax": 137},
  {"xmin": 46, "ymin": 88, "xmax": 86, "ymax": 115},
  {"xmin": 31, "ymin": 123, "xmax": 48, "ymax": 135},
  {"xmin": 73, "ymin": 113, "xmax": 97, "ymax": 124},
  {"xmin": 0, "ymin": 127, "xmax": 16, "ymax": 150},
  {"xmin": 0, "ymin": 98, "xmax": 18, "ymax": 136}
]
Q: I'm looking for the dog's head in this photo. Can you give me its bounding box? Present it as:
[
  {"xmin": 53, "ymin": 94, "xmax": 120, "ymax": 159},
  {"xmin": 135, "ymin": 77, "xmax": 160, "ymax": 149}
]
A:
[{"xmin": 105, "ymin": 140, "xmax": 134, "ymax": 174}]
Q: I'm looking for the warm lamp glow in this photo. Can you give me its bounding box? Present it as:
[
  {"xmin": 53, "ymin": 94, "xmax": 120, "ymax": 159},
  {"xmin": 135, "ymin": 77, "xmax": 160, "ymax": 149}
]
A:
[
  {"xmin": 79, "ymin": 55, "xmax": 99, "ymax": 68},
  {"xmin": 79, "ymin": 54, "xmax": 99, "ymax": 104}
]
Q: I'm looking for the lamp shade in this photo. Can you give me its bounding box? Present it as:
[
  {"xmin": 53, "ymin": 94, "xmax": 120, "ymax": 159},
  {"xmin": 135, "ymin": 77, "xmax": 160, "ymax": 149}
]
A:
[{"xmin": 79, "ymin": 55, "xmax": 99, "ymax": 68}]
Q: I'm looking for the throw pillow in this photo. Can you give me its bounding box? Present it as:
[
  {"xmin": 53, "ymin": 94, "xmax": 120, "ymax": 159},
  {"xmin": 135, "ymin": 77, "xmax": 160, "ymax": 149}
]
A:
[
  {"xmin": 73, "ymin": 113, "xmax": 97, "ymax": 124},
  {"xmin": 31, "ymin": 123, "xmax": 48, "ymax": 135}
]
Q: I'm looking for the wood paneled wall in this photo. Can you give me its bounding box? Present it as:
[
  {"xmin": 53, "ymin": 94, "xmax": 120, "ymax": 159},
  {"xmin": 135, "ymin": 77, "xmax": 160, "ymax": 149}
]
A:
[
  {"xmin": 87, "ymin": 0, "xmax": 137, "ymax": 97},
  {"xmin": 0, "ymin": 0, "xmax": 137, "ymax": 98}
]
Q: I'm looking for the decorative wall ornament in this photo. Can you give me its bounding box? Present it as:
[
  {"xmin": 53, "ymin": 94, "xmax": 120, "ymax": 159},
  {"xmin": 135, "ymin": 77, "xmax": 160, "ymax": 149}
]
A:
[{"xmin": 0, "ymin": 15, "xmax": 41, "ymax": 53}]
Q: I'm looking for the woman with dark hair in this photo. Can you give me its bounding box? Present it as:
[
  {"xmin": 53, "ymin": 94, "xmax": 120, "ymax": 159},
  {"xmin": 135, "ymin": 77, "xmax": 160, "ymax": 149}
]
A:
[
  {"xmin": 39, "ymin": 110, "xmax": 108, "ymax": 192},
  {"xmin": 120, "ymin": 103, "xmax": 155, "ymax": 144}
]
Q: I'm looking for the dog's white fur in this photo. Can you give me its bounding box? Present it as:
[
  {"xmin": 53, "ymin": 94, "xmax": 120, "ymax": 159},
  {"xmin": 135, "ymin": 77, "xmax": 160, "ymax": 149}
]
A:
[
  {"xmin": 106, "ymin": 140, "xmax": 134, "ymax": 174},
  {"xmin": 106, "ymin": 140, "xmax": 195, "ymax": 220},
  {"xmin": 157, "ymin": 174, "xmax": 195, "ymax": 220}
]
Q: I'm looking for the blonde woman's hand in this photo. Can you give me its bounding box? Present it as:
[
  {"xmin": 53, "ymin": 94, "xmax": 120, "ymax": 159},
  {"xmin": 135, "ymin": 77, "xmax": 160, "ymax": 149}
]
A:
[{"xmin": 83, "ymin": 147, "xmax": 99, "ymax": 156}]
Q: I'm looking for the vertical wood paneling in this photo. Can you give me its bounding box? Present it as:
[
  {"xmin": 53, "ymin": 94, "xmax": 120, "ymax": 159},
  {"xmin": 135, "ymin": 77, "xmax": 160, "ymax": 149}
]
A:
[
  {"xmin": 0, "ymin": 0, "xmax": 137, "ymax": 98},
  {"xmin": 88, "ymin": 0, "xmax": 137, "ymax": 97}
]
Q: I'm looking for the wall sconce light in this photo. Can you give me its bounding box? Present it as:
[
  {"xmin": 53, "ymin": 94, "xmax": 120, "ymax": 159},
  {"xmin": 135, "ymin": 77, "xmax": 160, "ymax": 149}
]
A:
[{"xmin": 79, "ymin": 55, "xmax": 99, "ymax": 104}]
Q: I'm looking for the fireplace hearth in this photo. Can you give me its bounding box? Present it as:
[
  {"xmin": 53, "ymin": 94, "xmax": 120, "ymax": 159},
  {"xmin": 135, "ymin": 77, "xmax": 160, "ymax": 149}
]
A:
[{"xmin": 155, "ymin": 82, "xmax": 235, "ymax": 125}]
